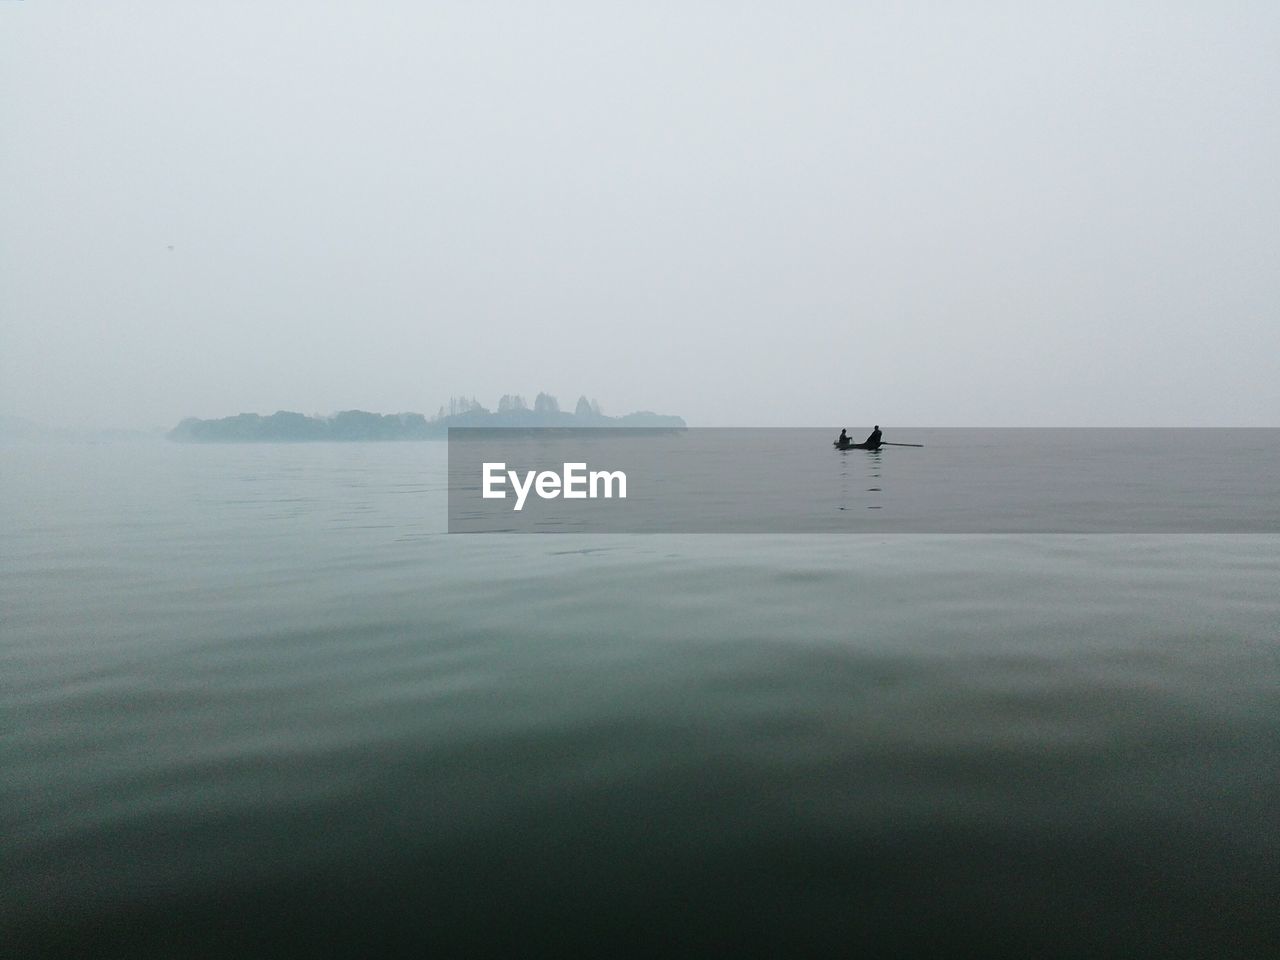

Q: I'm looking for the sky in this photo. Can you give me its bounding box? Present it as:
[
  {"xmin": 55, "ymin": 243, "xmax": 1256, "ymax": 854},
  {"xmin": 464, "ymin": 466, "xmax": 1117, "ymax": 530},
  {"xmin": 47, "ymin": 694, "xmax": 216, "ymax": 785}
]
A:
[{"xmin": 2, "ymin": 1, "xmax": 1277, "ymax": 429}]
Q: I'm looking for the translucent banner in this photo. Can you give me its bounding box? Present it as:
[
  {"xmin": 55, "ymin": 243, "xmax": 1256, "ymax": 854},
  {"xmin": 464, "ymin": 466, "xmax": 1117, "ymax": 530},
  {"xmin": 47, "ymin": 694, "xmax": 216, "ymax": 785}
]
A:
[{"xmin": 447, "ymin": 428, "xmax": 1280, "ymax": 533}]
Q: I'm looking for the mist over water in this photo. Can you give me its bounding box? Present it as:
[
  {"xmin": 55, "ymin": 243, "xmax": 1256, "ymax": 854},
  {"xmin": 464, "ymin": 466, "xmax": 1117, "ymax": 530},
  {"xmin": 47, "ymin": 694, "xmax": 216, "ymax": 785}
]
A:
[
  {"xmin": 4, "ymin": 442, "xmax": 1278, "ymax": 956},
  {"xmin": 3, "ymin": 3, "xmax": 1280, "ymax": 429}
]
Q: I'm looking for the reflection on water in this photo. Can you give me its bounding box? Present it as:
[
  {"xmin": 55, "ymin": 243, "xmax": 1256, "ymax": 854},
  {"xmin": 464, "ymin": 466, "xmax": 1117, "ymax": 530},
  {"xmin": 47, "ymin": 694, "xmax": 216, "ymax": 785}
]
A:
[{"xmin": 834, "ymin": 444, "xmax": 884, "ymax": 512}]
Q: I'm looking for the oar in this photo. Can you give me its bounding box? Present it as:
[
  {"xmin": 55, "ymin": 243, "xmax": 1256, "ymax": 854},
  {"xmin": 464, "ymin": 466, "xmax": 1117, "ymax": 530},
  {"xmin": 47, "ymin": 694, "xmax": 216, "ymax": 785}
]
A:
[{"xmin": 879, "ymin": 441, "xmax": 923, "ymax": 447}]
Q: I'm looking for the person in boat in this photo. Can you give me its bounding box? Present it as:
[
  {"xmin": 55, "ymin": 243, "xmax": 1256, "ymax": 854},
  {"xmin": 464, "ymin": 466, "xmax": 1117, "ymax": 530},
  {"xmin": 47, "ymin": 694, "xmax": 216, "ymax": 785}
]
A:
[
  {"xmin": 837, "ymin": 428, "xmax": 850, "ymax": 445},
  {"xmin": 864, "ymin": 425, "xmax": 882, "ymax": 448}
]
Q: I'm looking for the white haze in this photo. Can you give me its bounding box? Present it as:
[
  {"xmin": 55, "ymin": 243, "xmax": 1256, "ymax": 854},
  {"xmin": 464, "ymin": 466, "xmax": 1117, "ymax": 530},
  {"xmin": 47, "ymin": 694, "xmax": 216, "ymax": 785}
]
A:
[{"xmin": 2, "ymin": 1, "xmax": 1277, "ymax": 429}]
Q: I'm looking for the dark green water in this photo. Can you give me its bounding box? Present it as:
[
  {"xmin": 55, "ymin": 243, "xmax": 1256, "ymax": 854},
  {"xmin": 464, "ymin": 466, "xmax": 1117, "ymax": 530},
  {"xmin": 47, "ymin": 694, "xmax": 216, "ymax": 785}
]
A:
[{"xmin": 3, "ymin": 442, "xmax": 1278, "ymax": 957}]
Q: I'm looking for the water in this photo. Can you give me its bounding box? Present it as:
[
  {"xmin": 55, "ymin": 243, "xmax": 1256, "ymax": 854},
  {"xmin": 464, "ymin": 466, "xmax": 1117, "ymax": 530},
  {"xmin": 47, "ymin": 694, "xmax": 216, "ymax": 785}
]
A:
[{"xmin": 3, "ymin": 439, "xmax": 1278, "ymax": 957}]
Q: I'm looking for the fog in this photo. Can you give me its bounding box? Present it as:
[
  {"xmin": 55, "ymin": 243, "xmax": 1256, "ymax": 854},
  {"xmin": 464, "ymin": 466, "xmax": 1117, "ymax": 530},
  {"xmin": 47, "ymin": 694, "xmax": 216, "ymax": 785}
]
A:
[{"xmin": 2, "ymin": 1, "xmax": 1277, "ymax": 429}]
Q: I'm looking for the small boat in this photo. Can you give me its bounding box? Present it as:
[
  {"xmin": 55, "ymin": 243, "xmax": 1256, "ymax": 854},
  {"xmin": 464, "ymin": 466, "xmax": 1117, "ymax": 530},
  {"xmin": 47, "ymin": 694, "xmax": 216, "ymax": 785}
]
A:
[{"xmin": 833, "ymin": 441, "xmax": 879, "ymax": 450}]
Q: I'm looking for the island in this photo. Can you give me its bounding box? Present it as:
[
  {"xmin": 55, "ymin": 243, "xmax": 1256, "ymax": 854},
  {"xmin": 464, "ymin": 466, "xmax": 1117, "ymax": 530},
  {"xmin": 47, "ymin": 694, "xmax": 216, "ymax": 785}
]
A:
[{"xmin": 168, "ymin": 394, "xmax": 685, "ymax": 442}]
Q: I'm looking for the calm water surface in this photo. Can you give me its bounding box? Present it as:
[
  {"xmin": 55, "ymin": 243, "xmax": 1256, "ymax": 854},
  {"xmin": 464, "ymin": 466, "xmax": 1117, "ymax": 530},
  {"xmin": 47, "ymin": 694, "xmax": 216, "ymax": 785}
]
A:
[{"xmin": 3, "ymin": 441, "xmax": 1278, "ymax": 957}]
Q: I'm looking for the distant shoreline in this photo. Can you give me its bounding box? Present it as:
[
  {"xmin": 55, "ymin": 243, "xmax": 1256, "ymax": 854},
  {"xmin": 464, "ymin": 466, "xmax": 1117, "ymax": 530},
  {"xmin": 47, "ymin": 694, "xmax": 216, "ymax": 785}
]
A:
[{"xmin": 168, "ymin": 408, "xmax": 686, "ymax": 442}]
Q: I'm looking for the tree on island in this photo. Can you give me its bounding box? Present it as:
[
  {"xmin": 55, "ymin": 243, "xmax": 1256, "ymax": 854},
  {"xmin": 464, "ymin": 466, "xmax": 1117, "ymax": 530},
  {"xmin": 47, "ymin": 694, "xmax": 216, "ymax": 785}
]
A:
[
  {"xmin": 497, "ymin": 394, "xmax": 528, "ymax": 413},
  {"xmin": 437, "ymin": 395, "xmax": 486, "ymax": 419},
  {"xmin": 574, "ymin": 395, "xmax": 604, "ymax": 417},
  {"xmin": 534, "ymin": 392, "xmax": 559, "ymax": 414}
]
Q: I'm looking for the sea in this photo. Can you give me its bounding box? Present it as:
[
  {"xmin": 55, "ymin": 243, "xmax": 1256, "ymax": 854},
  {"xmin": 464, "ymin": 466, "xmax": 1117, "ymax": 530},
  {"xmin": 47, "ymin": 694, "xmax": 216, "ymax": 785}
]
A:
[{"xmin": 3, "ymin": 434, "xmax": 1278, "ymax": 958}]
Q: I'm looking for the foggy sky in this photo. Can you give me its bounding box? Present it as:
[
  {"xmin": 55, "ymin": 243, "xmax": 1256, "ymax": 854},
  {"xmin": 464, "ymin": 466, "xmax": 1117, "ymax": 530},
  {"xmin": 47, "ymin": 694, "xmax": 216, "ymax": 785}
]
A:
[{"xmin": 2, "ymin": 1, "xmax": 1278, "ymax": 429}]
